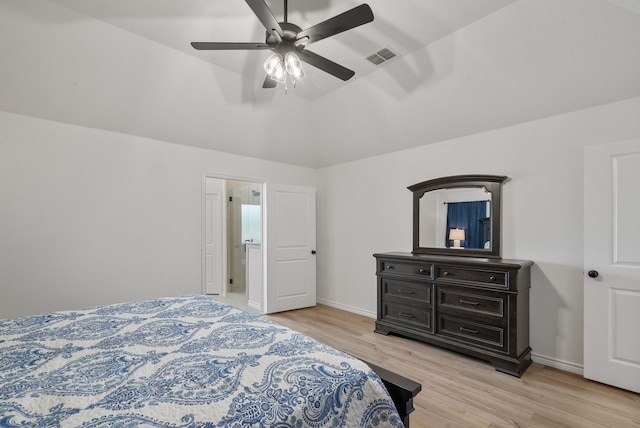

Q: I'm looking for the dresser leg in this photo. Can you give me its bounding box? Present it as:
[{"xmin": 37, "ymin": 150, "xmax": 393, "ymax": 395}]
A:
[
  {"xmin": 374, "ymin": 322, "xmax": 392, "ymax": 335},
  {"xmin": 491, "ymin": 350, "xmax": 533, "ymax": 377}
]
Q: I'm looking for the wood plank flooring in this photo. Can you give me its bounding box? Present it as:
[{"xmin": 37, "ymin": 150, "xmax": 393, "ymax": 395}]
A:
[{"xmin": 264, "ymin": 304, "xmax": 640, "ymax": 428}]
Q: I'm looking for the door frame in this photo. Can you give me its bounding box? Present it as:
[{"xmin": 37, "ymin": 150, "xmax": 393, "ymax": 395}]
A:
[{"xmin": 201, "ymin": 172, "xmax": 265, "ymax": 299}]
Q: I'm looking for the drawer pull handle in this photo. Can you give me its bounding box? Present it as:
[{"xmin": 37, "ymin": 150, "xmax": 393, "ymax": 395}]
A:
[
  {"xmin": 386, "ymin": 265, "xmax": 394, "ymax": 269},
  {"xmin": 459, "ymin": 299, "xmax": 479, "ymax": 306},
  {"xmin": 398, "ymin": 312, "xmax": 414, "ymax": 318},
  {"xmin": 419, "ymin": 268, "xmax": 427, "ymax": 273},
  {"xmin": 489, "ymin": 276, "xmax": 496, "ymax": 281},
  {"xmin": 443, "ymin": 271, "xmax": 449, "ymax": 276},
  {"xmin": 398, "ymin": 289, "xmax": 415, "ymax": 294},
  {"xmin": 459, "ymin": 326, "xmax": 479, "ymax": 334}
]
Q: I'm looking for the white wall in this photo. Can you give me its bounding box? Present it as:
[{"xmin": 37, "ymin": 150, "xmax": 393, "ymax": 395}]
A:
[
  {"xmin": 316, "ymin": 96, "xmax": 640, "ymax": 370},
  {"xmin": 3, "ymin": 94, "xmax": 640, "ymax": 371},
  {"xmin": 0, "ymin": 111, "xmax": 317, "ymax": 318}
]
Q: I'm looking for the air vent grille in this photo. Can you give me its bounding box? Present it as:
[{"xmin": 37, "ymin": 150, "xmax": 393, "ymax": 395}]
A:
[
  {"xmin": 365, "ymin": 46, "xmax": 398, "ymax": 66},
  {"xmin": 366, "ymin": 54, "xmax": 385, "ymax": 65}
]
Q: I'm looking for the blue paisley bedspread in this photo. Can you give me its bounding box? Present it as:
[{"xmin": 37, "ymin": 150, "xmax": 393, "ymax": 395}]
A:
[{"xmin": 0, "ymin": 295, "xmax": 403, "ymax": 427}]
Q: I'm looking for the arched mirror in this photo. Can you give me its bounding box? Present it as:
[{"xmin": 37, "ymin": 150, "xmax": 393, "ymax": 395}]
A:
[{"xmin": 409, "ymin": 175, "xmax": 507, "ymax": 258}]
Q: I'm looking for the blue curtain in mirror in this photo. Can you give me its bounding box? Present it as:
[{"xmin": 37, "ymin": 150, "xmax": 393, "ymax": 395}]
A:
[{"xmin": 446, "ymin": 201, "xmax": 488, "ymax": 249}]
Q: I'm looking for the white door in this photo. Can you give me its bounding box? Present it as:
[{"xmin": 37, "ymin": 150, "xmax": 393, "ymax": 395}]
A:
[
  {"xmin": 204, "ymin": 178, "xmax": 224, "ymax": 295},
  {"xmin": 584, "ymin": 138, "xmax": 640, "ymax": 393},
  {"xmin": 264, "ymin": 183, "xmax": 316, "ymax": 314}
]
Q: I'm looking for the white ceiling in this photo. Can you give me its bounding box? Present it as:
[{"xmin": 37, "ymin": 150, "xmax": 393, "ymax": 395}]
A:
[
  {"xmin": 1, "ymin": 0, "xmax": 640, "ymax": 167},
  {"xmin": 46, "ymin": 0, "xmax": 517, "ymax": 100}
]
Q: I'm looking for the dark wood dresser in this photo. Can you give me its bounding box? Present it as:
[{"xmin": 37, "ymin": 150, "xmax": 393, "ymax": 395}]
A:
[{"xmin": 374, "ymin": 252, "xmax": 533, "ymax": 377}]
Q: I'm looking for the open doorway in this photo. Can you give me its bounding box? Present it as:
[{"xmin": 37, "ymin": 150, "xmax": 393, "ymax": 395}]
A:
[
  {"xmin": 203, "ymin": 175, "xmax": 263, "ymax": 313},
  {"xmin": 226, "ymin": 180, "xmax": 262, "ymax": 309}
]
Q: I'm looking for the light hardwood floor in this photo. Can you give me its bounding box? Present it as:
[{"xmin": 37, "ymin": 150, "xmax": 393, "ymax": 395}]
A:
[{"xmin": 264, "ymin": 304, "xmax": 640, "ymax": 428}]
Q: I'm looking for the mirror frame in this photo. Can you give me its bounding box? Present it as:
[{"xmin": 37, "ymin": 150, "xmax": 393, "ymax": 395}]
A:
[{"xmin": 409, "ymin": 174, "xmax": 507, "ymax": 258}]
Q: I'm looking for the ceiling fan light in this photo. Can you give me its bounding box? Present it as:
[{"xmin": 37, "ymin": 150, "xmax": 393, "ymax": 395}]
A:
[
  {"xmin": 264, "ymin": 53, "xmax": 286, "ymax": 83},
  {"xmin": 285, "ymin": 52, "xmax": 305, "ymax": 83}
]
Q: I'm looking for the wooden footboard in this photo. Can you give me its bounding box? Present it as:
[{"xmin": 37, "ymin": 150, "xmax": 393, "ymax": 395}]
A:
[{"xmin": 364, "ymin": 361, "xmax": 422, "ymax": 428}]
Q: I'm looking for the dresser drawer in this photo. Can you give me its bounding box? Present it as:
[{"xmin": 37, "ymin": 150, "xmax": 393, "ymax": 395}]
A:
[
  {"xmin": 437, "ymin": 315, "xmax": 506, "ymax": 353},
  {"xmin": 382, "ymin": 278, "xmax": 432, "ymax": 304},
  {"xmin": 382, "ymin": 301, "xmax": 433, "ymax": 332},
  {"xmin": 435, "ymin": 265, "xmax": 507, "ymax": 289},
  {"xmin": 380, "ymin": 260, "xmax": 433, "ymax": 278},
  {"xmin": 437, "ymin": 287, "xmax": 504, "ymax": 318}
]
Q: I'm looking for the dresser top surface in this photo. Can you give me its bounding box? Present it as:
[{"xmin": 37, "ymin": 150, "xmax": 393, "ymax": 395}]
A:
[{"xmin": 373, "ymin": 252, "xmax": 533, "ymax": 269}]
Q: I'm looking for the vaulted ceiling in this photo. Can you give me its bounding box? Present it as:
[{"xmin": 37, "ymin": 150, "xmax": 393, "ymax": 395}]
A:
[{"xmin": 1, "ymin": 0, "xmax": 640, "ymax": 167}]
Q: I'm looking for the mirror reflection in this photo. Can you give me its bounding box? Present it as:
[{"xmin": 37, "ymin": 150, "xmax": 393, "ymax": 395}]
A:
[{"xmin": 419, "ymin": 187, "xmax": 492, "ymax": 250}]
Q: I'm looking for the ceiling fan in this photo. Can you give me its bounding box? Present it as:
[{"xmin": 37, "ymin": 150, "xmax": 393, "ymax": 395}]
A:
[{"xmin": 191, "ymin": 0, "xmax": 374, "ymax": 89}]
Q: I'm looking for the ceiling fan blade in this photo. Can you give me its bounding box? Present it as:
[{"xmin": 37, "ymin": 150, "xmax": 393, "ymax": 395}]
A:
[
  {"xmin": 296, "ymin": 50, "xmax": 355, "ymax": 81},
  {"xmin": 245, "ymin": 0, "xmax": 284, "ymax": 37},
  {"xmin": 296, "ymin": 4, "xmax": 374, "ymax": 46},
  {"xmin": 191, "ymin": 42, "xmax": 270, "ymax": 50},
  {"xmin": 263, "ymin": 75, "xmax": 278, "ymax": 88}
]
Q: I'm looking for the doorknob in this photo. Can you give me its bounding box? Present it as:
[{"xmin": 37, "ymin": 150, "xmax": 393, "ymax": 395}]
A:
[
  {"xmin": 311, "ymin": 250, "xmax": 316, "ymax": 255},
  {"xmin": 588, "ymin": 270, "xmax": 599, "ymax": 278}
]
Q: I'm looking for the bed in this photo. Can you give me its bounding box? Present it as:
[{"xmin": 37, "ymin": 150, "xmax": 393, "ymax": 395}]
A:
[{"xmin": 0, "ymin": 295, "xmax": 410, "ymax": 427}]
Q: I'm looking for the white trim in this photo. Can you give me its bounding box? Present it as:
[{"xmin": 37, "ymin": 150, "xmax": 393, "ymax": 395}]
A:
[
  {"xmin": 531, "ymin": 353, "xmax": 584, "ymax": 375},
  {"xmin": 316, "ymin": 298, "xmax": 377, "ymax": 319},
  {"xmin": 247, "ymin": 300, "xmax": 262, "ymax": 311},
  {"xmin": 201, "ymin": 170, "xmax": 267, "ymax": 185},
  {"xmin": 200, "ymin": 173, "xmax": 210, "ymax": 296}
]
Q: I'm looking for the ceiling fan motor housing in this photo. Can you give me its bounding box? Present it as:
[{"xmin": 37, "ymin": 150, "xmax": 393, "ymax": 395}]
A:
[{"xmin": 266, "ymin": 22, "xmax": 304, "ymax": 53}]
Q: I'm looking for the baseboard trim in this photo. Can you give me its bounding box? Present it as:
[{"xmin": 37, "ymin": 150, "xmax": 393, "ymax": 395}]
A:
[
  {"xmin": 531, "ymin": 353, "xmax": 583, "ymax": 375},
  {"xmin": 316, "ymin": 298, "xmax": 376, "ymax": 319},
  {"xmin": 317, "ymin": 299, "xmax": 584, "ymax": 376},
  {"xmin": 247, "ymin": 300, "xmax": 262, "ymax": 311}
]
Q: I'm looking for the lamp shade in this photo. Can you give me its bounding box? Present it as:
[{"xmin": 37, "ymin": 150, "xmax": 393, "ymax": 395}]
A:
[
  {"xmin": 264, "ymin": 52, "xmax": 305, "ymax": 88},
  {"xmin": 449, "ymin": 228, "xmax": 465, "ymax": 241},
  {"xmin": 284, "ymin": 52, "xmax": 305, "ymax": 84},
  {"xmin": 264, "ymin": 53, "xmax": 286, "ymax": 83}
]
